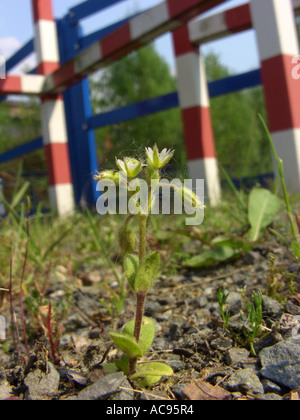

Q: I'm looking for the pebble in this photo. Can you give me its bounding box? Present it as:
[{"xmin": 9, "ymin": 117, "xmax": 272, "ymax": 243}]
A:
[
  {"xmin": 225, "ymin": 291, "xmax": 245, "ymax": 314},
  {"xmin": 24, "ymin": 363, "xmax": 60, "ymax": 400},
  {"xmin": 0, "ymin": 379, "xmax": 13, "ymax": 400},
  {"xmin": 225, "ymin": 348, "xmax": 250, "ymax": 366},
  {"xmin": 259, "ymin": 338, "xmax": 300, "ymax": 390},
  {"xmin": 261, "ymin": 295, "xmax": 283, "ymax": 317},
  {"xmin": 77, "ymin": 372, "xmax": 135, "ymax": 400},
  {"xmin": 225, "ymin": 368, "xmax": 264, "ymax": 395}
]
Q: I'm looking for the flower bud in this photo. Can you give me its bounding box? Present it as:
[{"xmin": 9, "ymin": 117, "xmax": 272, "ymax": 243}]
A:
[
  {"xmin": 94, "ymin": 170, "xmax": 120, "ymax": 184},
  {"xmin": 116, "ymin": 157, "xmax": 142, "ymax": 178}
]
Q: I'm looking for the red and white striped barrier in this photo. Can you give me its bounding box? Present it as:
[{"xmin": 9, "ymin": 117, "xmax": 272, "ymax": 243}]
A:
[
  {"xmin": 189, "ymin": 3, "xmax": 252, "ymax": 44},
  {"xmin": 43, "ymin": 0, "xmax": 227, "ymax": 94},
  {"xmin": 189, "ymin": 0, "xmax": 300, "ymax": 45},
  {"xmin": 0, "ymin": 75, "xmax": 45, "ymax": 95},
  {"xmin": 172, "ymin": 25, "xmax": 221, "ymax": 206},
  {"xmin": 31, "ymin": 0, "xmax": 74, "ymax": 216},
  {"xmin": 251, "ymin": 0, "xmax": 300, "ymax": 192}
]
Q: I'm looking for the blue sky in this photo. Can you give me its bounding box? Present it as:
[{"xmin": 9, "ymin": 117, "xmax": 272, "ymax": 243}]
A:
[{"xmin": 0, "ymin": 0, "xmax": 259, "ymax": 75}]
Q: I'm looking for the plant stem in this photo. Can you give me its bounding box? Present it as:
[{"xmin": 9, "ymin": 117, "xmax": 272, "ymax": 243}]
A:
[
  {"xmin": 134, "ymin": 292, "xmax": 146, "ymax": 342},
  {"xmin": 131, "ymin": 215, "xmax": 148, "ymax": 373},
  {"xmin": 138, "ymin": 215, "xmax": 147, "ymax": 262}
]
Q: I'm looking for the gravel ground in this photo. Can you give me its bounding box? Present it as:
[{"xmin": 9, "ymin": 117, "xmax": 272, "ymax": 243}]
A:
[{"xmin": 0, "ymin": 232, "xmax": 300, "ymax": 400}]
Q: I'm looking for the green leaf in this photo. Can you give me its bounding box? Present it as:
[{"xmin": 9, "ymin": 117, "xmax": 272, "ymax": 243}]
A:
[
  {"xmin": 134, "ymin": 252, "xmax": 160, "ymax": 293},
  {"xmin": 124, "ymin": 254, "xmax": 139, "ymax": 291},
  {"xmin": 184, "ymin": 246, "xmax": 239, "ymax": 268},
  {"xmin": 114, "ymin": 354, "xmax": 130, "ymax": 375},
  {"xmin": 212, "ymin": 235, "xmax": 252, "ymax": 251},
  {"xmin": 248, "ymin": 188, "xmax": 281, "ymax": 241},
  {"xmin": 122, "ymin": 317, "xmax": 155, "ymax": 355},
  {"xmin": 11, "ymin": 181, "xmax": 30, "ymax": 209},
  {"xmin": 109, "ymin": 331, "xmax": 142, "ymax": 360},
  {"xmin": 291, "ymin": 241, "xmax": 300, "ymax": 259},
  {"xmin": 131, "ymin": 362, "xmax": 173, "ymax": 387}
]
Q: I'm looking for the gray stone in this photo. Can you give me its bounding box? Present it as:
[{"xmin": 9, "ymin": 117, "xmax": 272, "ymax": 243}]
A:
[
  {"xmin": 77, "ymin": 372, "xmax": 134, "ymax": 400},
  {"xmin": 0, "ymin": 379, "xmax": 13, "ymax": 400},
  {"xmin": 225, "ymin": 368, "xmax": 264, "ymax": 395},
  {"xmin": 261, "ymin": 295, "xmax": 282, "ymax": 317},
  {"xmin": 261, "ymin": 378, "xmax": 282, "ymax": 395},
  {"xmin": 261, "ymin": 393, "xmax": 283, "ymax": 400},
  {"xmin": 259, "ymin": 338, "xmax": 300, "ymax": 390},
  {"xmin": 225, "ymin": 348, "xmax": 250, "ymax": 366},
  {"xmin": 24, "ymin": 363, "xmax": 60, "ymax": 400},
  {"xmin": 226, "ymin": 292, "xmax": 245, "ymax": 314},
  {"xmin": 285, "ymin": 300, "xmax": 300, "ymax": 315},
  {"xmin": 211, "ymin": 336, "xmax": 233, "ymax": 351}
]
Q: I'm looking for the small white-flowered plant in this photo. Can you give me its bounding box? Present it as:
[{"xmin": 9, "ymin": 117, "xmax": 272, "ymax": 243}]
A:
[
  {"xmin": 94, "ymin": 145, "xmax": 204, "ymax": 387},
  {"xmin": 145, "ymin": 144, "xmax": 174, "ymax": 169}
]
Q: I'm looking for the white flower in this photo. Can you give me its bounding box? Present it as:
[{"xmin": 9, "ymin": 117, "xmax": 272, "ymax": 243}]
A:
[
  {"xmin": 145, "ymin": 145, "xmax": 174, "ymax": 169},
  {"xmin": 116, "ymin": 157, "xmax": 142, "ymax": 178}
]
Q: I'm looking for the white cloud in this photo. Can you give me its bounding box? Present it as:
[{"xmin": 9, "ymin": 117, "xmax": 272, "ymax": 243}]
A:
[
  {"xmin": 0, "ymin": 37, "xmax": 21, "ymax": 58},
  {"xmin": 0, "ymin": 37, "xmax": 36, "ymax": 75}
]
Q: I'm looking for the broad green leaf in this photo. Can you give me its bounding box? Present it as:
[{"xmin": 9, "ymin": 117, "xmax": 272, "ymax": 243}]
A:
[
  {"xmin": 134, "ymin": 252, "xmax": 160, "ymax": 293},
  {"xmin": 109, "ymin": 331, "xmax": 142, "ymax": 360},
  {"xmin": 114, "ymin": 354, "xmax": 130, "ymax": 375},
  {"xmin": 131, "ymin": 362, "xmax": 173, "ymax": 387},
  {"xmin": 124, "ymin": 254, "xmax": 139, "ymax": 291},
  {"xmin": 248, "ymin": 188, "xmax": 281, "ymax": 241},
  {"xmin": 291, "ymin": 241, "xmax": 300, "ymax": 259},
  {"xmin": 184, "ymin": 246, "xmax": 239, "ymax": 268},
  {"xmin": 122, "ymin": 317, "xmax": 155, "ymax": 355}
]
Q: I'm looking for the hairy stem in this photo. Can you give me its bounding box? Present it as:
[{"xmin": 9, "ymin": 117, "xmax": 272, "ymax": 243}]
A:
[
  {"xmin": 130, "ymin": 215, "xmax": 148, "ymax": 374},
  {"xmin": 133, "ymin": 292, "xmax": 146, "ymax": 342},
  {"xmin": 138, "ymin": 215, "xmax": 147, "ymax": 262}
]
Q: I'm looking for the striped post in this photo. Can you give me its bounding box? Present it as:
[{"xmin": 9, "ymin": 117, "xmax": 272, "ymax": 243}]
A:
[
  {"xmin": 172, "ymin": 25, "xmax": 221, "ymax": 206},
  {"xmin": 31, "ymin": 0, "xmax": 74, "ymax": 215},
  {"xmin": 250, "ymin": 0, "xmax": 300, "ymax": 192}
]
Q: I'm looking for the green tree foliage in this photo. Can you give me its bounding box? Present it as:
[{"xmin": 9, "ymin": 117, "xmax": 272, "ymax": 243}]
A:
[
  {"xmin": 0, "ymin": 99, "xmax": 42, "ymax": 171},
  {"xmin": 0, "ymin": 99, "xmax": 45, "ymax": 200},
  {"xmin": 205, "ymin": 52, "xmax": 271, "ymax": 179},
  {"xmin": 90, "ymin": 44, "xmax": 184, "ymax": 170}
]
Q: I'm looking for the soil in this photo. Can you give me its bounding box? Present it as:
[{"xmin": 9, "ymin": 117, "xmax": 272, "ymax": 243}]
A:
[{"xmin": 0, "ymin": 231, "xmax": 300, "ymax": 400}]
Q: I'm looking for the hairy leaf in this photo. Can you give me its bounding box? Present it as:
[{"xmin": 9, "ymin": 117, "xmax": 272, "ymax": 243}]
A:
[
  {"xmin": 131, "ymin": 362, "xmax": 173, "ymax": 387},
  {"xmin": 122, "ymin": 317, "xmax": 155, "ymax": 355},
  {"xmin": 248, "ymin": 188, "xmax": 281, "ymax": 241},
  {"xmin": 134, "ymin": 252, "xmax": 160, "ymax": 293}
]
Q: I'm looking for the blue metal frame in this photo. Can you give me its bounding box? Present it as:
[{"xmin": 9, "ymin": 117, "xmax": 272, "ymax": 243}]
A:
[
  {"xmin": 57, "ymin": 17, "xmax": 98, "ymax": 207},
  {"xmin": 0, "ymin": 137, "xmax": 43, "ymax": 164}
]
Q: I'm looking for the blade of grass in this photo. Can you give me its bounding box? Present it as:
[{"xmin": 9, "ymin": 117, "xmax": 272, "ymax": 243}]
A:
[
  {"xmin": 219, "ymin": 162, "xmax": 248, "ymax": 213},
  {"xmin": 258, "ymin": 114, "xmax": 298, "ymax": 241},
  {"xmin": 85, "ymin": 210, "xmax": 121, "ymax": 284}
]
